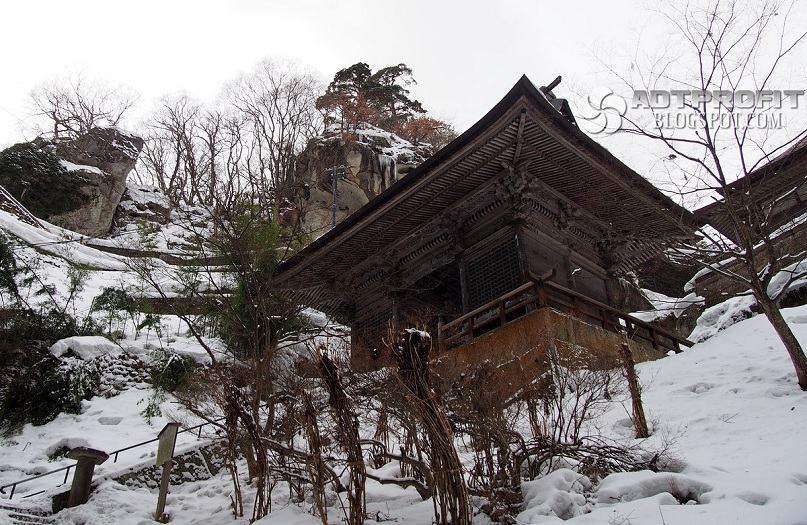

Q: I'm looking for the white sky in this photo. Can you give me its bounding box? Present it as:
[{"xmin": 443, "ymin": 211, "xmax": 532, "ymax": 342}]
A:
[
  {"xmin": 1, "ymin": 0, "xmax": 804, "ymax": 194},
  {"xmin": 0, "ymin": 0, "xmax": 648, "ymax": 147}
]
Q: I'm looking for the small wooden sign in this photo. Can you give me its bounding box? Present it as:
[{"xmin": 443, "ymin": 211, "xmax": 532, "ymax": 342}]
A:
[
  {"xmin": 156, "ymin": 423, "xmax": 180, "ymax": 467},
  {"xmin": 155, "ymin": 422, "xmax": 180, "ymax": 522}
]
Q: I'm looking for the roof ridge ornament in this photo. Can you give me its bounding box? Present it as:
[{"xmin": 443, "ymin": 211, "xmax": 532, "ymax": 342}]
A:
[{"xmin": 539, "ymin": 75, "xmax": 578, "ymax": 126}]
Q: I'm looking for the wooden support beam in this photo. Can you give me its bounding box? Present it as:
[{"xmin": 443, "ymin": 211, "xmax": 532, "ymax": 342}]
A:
[{"xmin": 513, "ymin": 110, "xmax": 527, "ymax": 165}]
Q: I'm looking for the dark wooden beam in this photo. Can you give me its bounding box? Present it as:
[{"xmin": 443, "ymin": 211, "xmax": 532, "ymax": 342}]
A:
[{"xmin": 513, "ymin": 109, "xmax": 527, "ymax": 165}]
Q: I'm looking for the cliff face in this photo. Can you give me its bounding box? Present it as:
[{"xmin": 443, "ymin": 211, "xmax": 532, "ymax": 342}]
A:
[
  {"xmin": 0, "ymin": 128, "xmax": 143, "ymax": 237},
  {"xmin": 290, "ymin": 124, "xmax": 432, "ymax": 236}
]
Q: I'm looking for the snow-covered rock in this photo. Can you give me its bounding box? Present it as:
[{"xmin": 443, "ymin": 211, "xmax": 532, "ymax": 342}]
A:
[
  {"xmin": 519, "ymin": 468, "xmax": 593, "ymax": 521},
  {"xmin": 49, "ymin": 336, "xmax": 122, "ymax": 360},
  {"xmin": 114, "ymin": 183, "xmax": 172, "ymax": 229},
  {"xmin": 595, "ymin": 470, "xmax": 712, "ymax": 504},
  {"xmin": 291, "ymin": 122, "xmax": 432, "ymax": 235},
  {"xmin": 0, "ymin": 128, "xmax": 143, "ymax": 238}
]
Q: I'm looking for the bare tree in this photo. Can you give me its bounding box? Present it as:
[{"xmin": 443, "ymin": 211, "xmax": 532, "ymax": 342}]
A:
[
  {"xmin": 29, "ymin": 73, "xmax": 138, "ymax": 140},
  {"xmin": 137, "ymin": 60, "xmax": 320, "ymax": 212},
  {"xmin": 606, "ymin": 0, "xmax": 807, "ymax": 389},
  {"xmin": 224, "ymin": 59, "xmax": 322, "ymax": 217},
  {"xmin": 137, "ymin": 95, "xmax": 229, "ymax": 207}
]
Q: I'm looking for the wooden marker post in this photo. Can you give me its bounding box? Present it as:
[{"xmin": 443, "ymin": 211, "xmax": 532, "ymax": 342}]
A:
[
  {"xmin": 155, "ymin": 422, "xmax": 180, "ymax": 523},
  {"xmin": 619, "ymin": 343, "xmax": 650, "ymax": 438}
]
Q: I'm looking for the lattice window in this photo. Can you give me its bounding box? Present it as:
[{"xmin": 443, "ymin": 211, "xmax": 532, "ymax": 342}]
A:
[
  {"xmin": 353, "ymin": 308, "xmax": 393, "ymax": 353},
  {"xmin": 466, "ymin": 237, "xmax": 523, "ymax": 310}
]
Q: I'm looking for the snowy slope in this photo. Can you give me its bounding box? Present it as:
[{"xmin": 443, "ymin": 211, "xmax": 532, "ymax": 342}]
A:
[
  {"xmin": 2, "ymin": 206, "xmax": 807, "ymax": 524},
  {"xmin": 1, "ymin": 302, "xmax": 804, "ymax": 524},
  {"xmin": 551, "ymin": 305, "xmax": 807, "ymax": 524}
]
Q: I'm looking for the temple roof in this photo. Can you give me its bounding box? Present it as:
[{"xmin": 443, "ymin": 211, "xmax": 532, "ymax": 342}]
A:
[
  {"xmin": 695, "ymin": 136, "xmax": 807, "ymax": 243},
  {"xmin": 272, "ymin": 76, "xmax": 698, "ymax": 318}
]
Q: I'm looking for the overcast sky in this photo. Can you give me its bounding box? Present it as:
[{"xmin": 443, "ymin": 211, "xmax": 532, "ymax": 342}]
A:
[
  {"xmin": 0, "ymin": 0, "xmax": 653, "ymax": 144},
  {"xmin": 1, "ymin": 0, "xmax": 805, "ymax": 185}
]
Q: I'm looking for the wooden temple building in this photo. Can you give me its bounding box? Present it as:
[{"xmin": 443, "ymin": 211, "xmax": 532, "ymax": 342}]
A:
[
  {"xmin": 693, "ymin": 136, "xmax": 807, "ymax": 305},
  {"xmin": 695, "ymin": 136, "xmax": 807, "ymax": 245},
  {"xmin": 272, "ymin": 76, "xmax": 698, "ymax": 376}
]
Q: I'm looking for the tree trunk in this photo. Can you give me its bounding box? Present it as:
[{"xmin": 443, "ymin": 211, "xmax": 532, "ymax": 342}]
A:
[{"xmin": 755, "ymin": 293, "xmax": 807, "ymax": 390}]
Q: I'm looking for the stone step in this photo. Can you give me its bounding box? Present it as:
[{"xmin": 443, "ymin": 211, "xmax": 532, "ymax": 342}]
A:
[{"xmin": 0, "ymin": 503, "xmax": 54, "ymax": 525}]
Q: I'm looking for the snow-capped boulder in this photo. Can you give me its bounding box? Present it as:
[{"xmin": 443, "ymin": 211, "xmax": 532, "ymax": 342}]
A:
[
  {"xmin": 55, "ymin": 127, "xmax": 143, "ymax": 181},
  {"xmin": 114, "ymin": 183, "xmax": 172, "ymax": 229},
  {"xmin": 49, "ymin": 336, "xmax": 123, "ymax": 360},
  {"xmin": 595, "ymin": 470, "xmax": 712, "ymax": 505},
  {"xmin": 0, "ymin": 128, "xmax": 143, "ymax": 237},
  {"xmin": 51, "ymin": 127, "xmax": 144, "ymax": 237}
]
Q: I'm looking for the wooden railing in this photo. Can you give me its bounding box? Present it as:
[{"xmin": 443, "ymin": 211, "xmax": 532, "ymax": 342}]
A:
[{"xmin": 438, "ymin": 270, "xmax": 693, "ymax": 354}]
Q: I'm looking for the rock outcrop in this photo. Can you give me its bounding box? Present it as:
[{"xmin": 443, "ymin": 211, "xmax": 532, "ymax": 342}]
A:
[
  {"xmin": 114, "ymin": 183, "xmax": 173, "ymax": 229},
  {"xmin": 53, "ymin": 128, "xmax": 144, "ymax": 236},
  {"xmin": 0, "ymin": 128, "xmax": 143, "ymax": 237},
  {"xmin": 290, "ymin": 124, "xmax": 431, "ymax": 235}
]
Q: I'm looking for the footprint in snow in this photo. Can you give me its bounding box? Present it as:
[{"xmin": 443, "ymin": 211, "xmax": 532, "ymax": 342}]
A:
[
  {"xmin": 686, "ymin": 382, "xmax": 716, "ymax": 394},
  {"xmin": 736, "ymin": 492, "xmax": 770, "ymax": 505},
  {"xmin": 766, "ymin": 386, "xmax": 795, "ymax": 398}
]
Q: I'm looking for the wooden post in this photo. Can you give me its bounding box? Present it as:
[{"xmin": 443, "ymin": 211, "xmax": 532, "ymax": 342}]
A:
[
  {"xmin": 437, "ymin": 316, "xmax": 445, "ymax": 352},
  {"xmin": 537, "ymin": 282, "xmax": 547, "ymax": 308},
  {"xmin": 155, "ymin": 459, "xmax": 173, "ymax": 523},
  {"xmin": 155, "ymin": 422, "xmax": 180, "ymax": 522},
  {"xmin": 620, "ymin": 343, "xmax": 649, "ymax": 438}
]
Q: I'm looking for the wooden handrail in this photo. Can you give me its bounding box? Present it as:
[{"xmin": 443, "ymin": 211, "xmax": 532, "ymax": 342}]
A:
[
  {"xmin": 441, "ymin": 281, "xmax": 538, "ymax": 333},
  {"xmin": 439, "ymin": 270, "xmax": 693, "ymax": 352},
  {"xmin": 442, "ymin": 269, "xmax": 557, "ymax": 334},
  {"xmin": 528, "ymin": 272, "xmax": 694, "ymax": 348}
]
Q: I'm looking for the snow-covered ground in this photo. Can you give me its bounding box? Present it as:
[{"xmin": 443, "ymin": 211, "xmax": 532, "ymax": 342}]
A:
[
  {"xmin": 2, "ymin": 209, "xmax": 807, "ymax": 524},
  {"xmin": 2, "ymin": 296, "xmax": 805, "ymax": 524}
]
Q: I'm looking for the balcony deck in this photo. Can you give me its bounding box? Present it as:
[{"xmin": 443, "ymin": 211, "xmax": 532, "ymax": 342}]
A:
[
  {"xmin": 438, "ymin": 271, "xmax": 693, "ymax": 355},
  {"xmin": 430, "ymin": 272, "xmax": 693, "ymax": 395}
]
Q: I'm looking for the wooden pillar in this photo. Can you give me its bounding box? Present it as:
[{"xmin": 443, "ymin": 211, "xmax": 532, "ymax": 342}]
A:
[
  {"xmin": 620, "ymin": 343, "xmax": 649, "ymax": 438},
  {"xmin": 459, "ymin": 262, "xmax": 470, "ymax": 314},
  {"xmin": 155, "ymin": 459, "xmax": 173, "ymax": 523}
]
